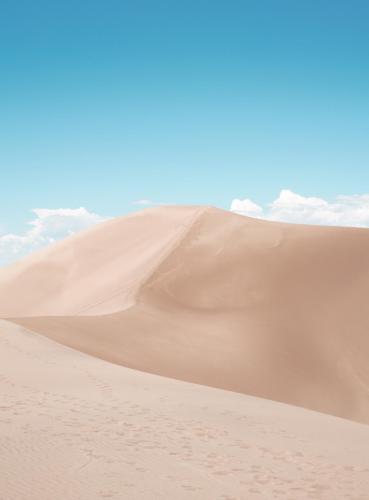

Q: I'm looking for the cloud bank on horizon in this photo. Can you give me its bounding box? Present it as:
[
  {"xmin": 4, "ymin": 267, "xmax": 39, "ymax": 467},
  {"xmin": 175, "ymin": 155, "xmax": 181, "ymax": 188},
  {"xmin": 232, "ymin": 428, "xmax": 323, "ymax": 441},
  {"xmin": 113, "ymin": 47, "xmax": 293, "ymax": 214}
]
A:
[
  {"xmin": 231, "ymin": 190, "xmax": 369, "ymax": 227},
  {"xmin": 2, "ymin": 190, "xmax": 369, "ymax": 266},
  {"xmin": 0, "ymin": 208, "xmax": 106, "ymax": 267}
]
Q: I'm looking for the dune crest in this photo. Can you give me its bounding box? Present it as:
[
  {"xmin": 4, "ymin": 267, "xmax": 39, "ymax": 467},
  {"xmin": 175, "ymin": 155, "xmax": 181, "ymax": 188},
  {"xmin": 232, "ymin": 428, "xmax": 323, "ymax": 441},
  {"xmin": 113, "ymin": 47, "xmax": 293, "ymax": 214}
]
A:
[
  {"xmin": 1, "ymin": 205, "xmax": 369, "ymax": 423},
  {"xmin": 0, "ymin": 206, "xmax": 204, "ymax": 316}
]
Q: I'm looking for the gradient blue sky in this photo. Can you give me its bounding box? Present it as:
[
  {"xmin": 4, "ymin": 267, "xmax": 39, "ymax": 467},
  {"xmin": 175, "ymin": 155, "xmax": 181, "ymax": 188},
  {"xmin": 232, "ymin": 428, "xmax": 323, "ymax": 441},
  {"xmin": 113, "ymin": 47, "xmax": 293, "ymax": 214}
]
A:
[{"xmin": 1, "ymin": 0, "xmax": 369, "ymax": 235}]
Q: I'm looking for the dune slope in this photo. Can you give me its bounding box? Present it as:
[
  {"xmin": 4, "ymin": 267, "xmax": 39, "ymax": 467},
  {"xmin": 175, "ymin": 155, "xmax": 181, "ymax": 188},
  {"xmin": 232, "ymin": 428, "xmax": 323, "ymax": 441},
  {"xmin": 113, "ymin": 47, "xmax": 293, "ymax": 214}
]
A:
[
  {"xmin": 0, "ymin": 206, "xmax": 203, "ymax": 316},
  {"xmin": 1, "ymin": 320, "xmax": 369, "ymax": 500},
  {"xmin": 1, "ymin": 206, "xmax": 369, "ymax": 423}
]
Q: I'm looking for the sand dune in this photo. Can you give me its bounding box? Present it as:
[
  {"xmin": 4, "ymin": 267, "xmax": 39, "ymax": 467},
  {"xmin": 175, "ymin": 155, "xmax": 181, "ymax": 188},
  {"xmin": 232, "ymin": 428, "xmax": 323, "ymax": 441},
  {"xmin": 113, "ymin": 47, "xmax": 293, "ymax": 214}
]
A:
[
  {"xmin": 1, "ymin": 206, "xmax": 369, "ymax": 498},
  {"xmin": 1, "ymin": 319, "xmax": 369, "ymax": 500},
  {"xmin": 0, "ymin": 206, "xmax": 203, "ymax": 316},
  {"xmin": 1, "ymin": 206, "xmax": 369, "ymax": 423}
]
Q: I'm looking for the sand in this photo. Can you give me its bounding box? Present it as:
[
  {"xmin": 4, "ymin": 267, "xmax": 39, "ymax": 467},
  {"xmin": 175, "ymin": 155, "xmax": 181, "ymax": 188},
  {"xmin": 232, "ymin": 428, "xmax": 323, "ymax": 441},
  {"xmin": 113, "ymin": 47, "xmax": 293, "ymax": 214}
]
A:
[
  {"xmin": 1, "ymin": 319, "xmax": 369, "ymax": 500},
  {"xmin": 1, "ymin": 205, "xmax": 369, "ymax": 498},
  {"xmin": 1, "ymin": 206, "xmax": 369, "ymax": 423}
]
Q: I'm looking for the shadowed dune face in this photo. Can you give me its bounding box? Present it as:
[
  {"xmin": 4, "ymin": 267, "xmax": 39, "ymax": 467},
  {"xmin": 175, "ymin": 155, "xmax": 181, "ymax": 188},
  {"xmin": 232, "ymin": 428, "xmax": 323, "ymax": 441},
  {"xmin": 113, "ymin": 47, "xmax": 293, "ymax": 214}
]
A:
[{"xmin": 1, "ymin": 206, "xmax": 369, "ymax": 423}]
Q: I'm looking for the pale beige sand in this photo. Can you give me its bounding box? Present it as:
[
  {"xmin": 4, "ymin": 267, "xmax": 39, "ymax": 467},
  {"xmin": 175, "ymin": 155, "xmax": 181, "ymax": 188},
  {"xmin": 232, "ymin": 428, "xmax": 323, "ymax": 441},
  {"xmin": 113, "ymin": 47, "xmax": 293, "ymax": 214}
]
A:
[
  {"xmin": 1, "ymin": 320, "xmax": 369, "ymax": 500},
  {"xmin": 1, "ymin": 206, "xmax": 369, "ymax": 423},
  {"xmin": 0, "ymin": 206, "xmax": 203, "ymax": 316}
]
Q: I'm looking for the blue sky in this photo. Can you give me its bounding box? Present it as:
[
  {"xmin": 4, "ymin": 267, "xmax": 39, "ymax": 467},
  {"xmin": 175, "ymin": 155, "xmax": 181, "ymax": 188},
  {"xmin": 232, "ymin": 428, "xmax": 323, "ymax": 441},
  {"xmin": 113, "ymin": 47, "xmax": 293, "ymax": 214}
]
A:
[{"xmin": 1, "ymin": 1, "xmax": 369, "ymax": 263}]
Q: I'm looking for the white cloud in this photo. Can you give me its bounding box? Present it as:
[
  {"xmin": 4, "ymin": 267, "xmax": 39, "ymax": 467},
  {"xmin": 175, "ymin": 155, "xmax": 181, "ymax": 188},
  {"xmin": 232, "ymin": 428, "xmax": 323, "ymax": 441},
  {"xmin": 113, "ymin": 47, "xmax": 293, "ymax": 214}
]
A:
[
  {"xmin": 132, "ymin": 199, "xmax": 173, "ymax": 206},
  {"xmin": 0, "ymin": 207, "xmax": 107, "ymax": 267},
  {"xmin": 231, "ymin": 190, "xmax": 369, "ymax": 227},
  {"xmin": 230, "ymin": 198, "xmax": 263, "ymax": 216},
  {"xmin": 132, "ymin": 199, "xmax": 155, "ymax": 206},
  {"xmin": 271, "ymin": 189, "xmax": 328, "ymax": 209}
]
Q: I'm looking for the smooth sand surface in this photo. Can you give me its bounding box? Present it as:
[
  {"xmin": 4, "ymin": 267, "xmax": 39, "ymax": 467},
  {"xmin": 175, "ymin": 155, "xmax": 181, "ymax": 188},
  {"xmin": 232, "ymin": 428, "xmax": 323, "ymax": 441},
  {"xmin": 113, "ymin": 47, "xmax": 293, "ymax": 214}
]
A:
[
  {"xmin": 1, "ymin": 206, "xmax": 369, "ymax": 423},
  {"xmin": 1, "ymin": 319, "xmax": 369, "ymax": 500},
  {"xmin": 0, "ymin": 206, "xmax": 203, "ymax": 316}
]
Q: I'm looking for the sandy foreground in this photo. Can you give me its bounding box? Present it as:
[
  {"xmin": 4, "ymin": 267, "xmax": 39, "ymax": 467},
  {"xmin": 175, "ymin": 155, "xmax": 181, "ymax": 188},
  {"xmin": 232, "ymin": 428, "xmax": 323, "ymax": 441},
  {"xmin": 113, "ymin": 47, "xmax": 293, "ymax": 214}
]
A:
[
  {"xmin": 1, "ymin": 206, "xmax": 369, "ymax": 499},
  {"xmin": 1, "ymin": 319, "xmax": 369, "ymax": 500}
]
